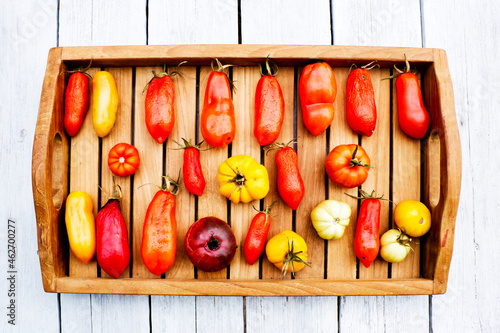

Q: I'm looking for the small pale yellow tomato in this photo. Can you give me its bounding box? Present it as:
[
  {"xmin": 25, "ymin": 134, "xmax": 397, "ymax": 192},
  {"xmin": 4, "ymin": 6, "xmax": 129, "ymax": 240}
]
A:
[
  {"xmin": 217, "ymin": 155, "xmax": 269, "ymax": 204},
  {"xmin": 65, "ymin": 191, "xmax": 96, "ymax": 264},
  {"xmin": 265, "ymin": 230, "xmax": 308, "ymax": 278},
  {"xmin": 394, "ymin": 200, "xmax": 431, "ymax": 237},
  {"xmin": 380, "ymin": 229, "xmax": 411, "ymax": 263},
  {"xmin": 311, "ymin": 200, "xmax": 351, "ymax": 240}
]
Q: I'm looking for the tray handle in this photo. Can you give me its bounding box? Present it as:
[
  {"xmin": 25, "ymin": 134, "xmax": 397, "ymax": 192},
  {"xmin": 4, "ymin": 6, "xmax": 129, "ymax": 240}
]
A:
[{"xmin": 32, "ymin": 47, "xmax": 68, "ymax": 292}]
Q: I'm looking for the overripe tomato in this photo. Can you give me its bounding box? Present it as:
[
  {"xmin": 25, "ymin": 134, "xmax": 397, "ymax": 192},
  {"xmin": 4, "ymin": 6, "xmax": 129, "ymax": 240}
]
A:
[
  {"xmin": 243, "ymin": 203, "xmax": 274, "ymax": 265},
  {"xmin": 201, "ymin": 59, "xmax": 236, "ymax": 147},
  {"xmin": 64, "ymin": 70, "xmax": 91, "ymax": 137},
  {"xmin": 217, "ymin": 155, "xmax": 269, "ymax": 204},
  {"xmin": 311, "ymin": 199, "xmax": 351, "ymax": 240},
  {"xmin": 299, "ymin": 62, "xmax": 337, "ymax": 136},
  {"xmin": 394, "ymin": 55, "xmax": 430, "ymax": 139},
  {"xmin": 254, "ymin": 58, "xmax": 284, "ymax": 145},
  {"xmin": 92, "ymin": 71, "xmax": 119, "ymax": 138},
  {"xmin": 380, "ymin": 229, "xmax": 412, "ymax": 263},
  {"xmin": 346, "ymin": 64, "xmax": 377, "ymax": 137},
  {"xmin": 65, "ymin": 191, "xmax": 96, "ymax": 264},
  {"xmin": 108, "ymin": 143, "xmax": 140, "ymax": 177},
  {"xmin": 184, "ymin": 216, "xmax": 236, "ymax": 272},
  {"xmin": 265, "ymin": 230, "xmax": 309, "ymax": 278},
  {"xmin": 394, "ymin": 200, "xmax": 431, "ymax": 237},
  {"xmin": 325, "ymin": 144, "xmax": 371, "ymax": 188}
]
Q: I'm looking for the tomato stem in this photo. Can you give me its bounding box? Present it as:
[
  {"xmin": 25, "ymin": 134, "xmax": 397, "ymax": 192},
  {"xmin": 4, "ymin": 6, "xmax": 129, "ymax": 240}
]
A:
[
  {"xmin": 258, "ymin": 57, "xmax": 279, "ymax": 77},
  {"xmin": 265, "ymin": 138, "xmax": 298, "ymax": 155},
  {"xmin": 349, "ymin": 145, "xmax": 373, "ymax": 168}
]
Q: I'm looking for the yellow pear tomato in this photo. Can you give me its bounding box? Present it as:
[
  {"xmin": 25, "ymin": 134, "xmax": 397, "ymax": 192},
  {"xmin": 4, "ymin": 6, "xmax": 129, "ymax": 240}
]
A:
[
  {"xmin": 217, "ymin": 155, "xmax": 269, "ymax": 204},
  {"xmin": 394, "ymin": 200, "xmax": 431, "ymax": 237},
  {"xmin": 265, "ymin": 230, "xmax": 309, "ymax": 278},
  {"xmin": 311, "ymin": 199, "xmax": 351, "ymax": 240}
]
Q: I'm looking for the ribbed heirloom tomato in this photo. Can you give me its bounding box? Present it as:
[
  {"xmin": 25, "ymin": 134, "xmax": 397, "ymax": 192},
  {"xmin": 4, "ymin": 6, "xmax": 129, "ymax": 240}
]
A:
[
  {"xmin": 325, "ymin": 144, "xmax": 371, "ymax": 188},
  {"xmin": 108, "ymin": 143, "xmax": 140, "ymax": 177}
]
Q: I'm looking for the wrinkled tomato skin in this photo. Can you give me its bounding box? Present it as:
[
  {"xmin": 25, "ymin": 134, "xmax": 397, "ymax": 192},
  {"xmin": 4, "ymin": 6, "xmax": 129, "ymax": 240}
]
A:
[
  {"xmin": 354, "ymin": 199, "xmax": 381, "ymax": 268},
  {"xmin": 276, "ymin": 147, "xmax": 304, "ymax": 210},
  {"xmin": 346, "ymin": 68, "xmax": 377, "ymax": 137},
  {"xmin": 183, "ymin": 148, "xmax": 205, "ymax": 196},
  {"xmin": 395, "ymin": 72, "xmax": 430, "ymax": 139},
  {"xmin": 64, "ymin": 72, "xmax": 90, "ymax": 137},
  {"xmin": 145, "ymin": 75, "xmax": 175, "ymax": 144},
  {"xmin": 254, "ymin": 75, "xmax": 284, "ymax": 145}
]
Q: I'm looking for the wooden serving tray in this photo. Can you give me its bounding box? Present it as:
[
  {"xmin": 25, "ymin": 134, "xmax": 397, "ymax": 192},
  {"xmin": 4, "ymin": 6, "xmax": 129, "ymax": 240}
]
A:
[{"xmin": 32, "ymin": 45, "xmax": 460, "ymax": 296}]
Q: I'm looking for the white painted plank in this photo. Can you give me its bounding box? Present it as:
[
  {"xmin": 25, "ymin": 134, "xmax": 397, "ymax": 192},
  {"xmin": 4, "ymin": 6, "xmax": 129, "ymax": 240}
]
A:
[
  {"xmin": 423, "ymin": 0, "xmax": 500, "ymax": 331},
  {"xmin": 196, "ymin": 297, "xmax": 244, "ymax": 333},
  {"xmin": 0, "ymin": 1, "xmax": 60, "ymax": 332},
  {"xmin": 151, "ymin": 296, "xmax": 195, "ymax": 332},
  {"xmin": 91, "ymin": 295, "xmax": 150, "ymax": 332},
  {"xmin": 338, "ymin": 297, "xmax": 384, "ymax": 332},
  {"xmin": 148, "ymin": 0, "xmax": 238, "ymax": 44},
  {"xmin": 331, "ymin": 0, "xmax": 429, "ymax": 329},
  {"xmin": 60, "ymin": 295, "xmax": 92, "ymax": 333},
  {"xmin": 246, "ymin": 297, "xmax": 338, "ymax": 333},
  {"xmin": 241, "ymin": 0, "xmax": 331, "ymax": 44}
]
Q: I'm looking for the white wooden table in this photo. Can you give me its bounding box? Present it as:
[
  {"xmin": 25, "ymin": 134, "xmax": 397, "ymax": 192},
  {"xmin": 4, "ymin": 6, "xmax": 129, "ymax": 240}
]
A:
[{"xmin": 1, "ymin": 0, "xmax": 498, "ymax": 331}]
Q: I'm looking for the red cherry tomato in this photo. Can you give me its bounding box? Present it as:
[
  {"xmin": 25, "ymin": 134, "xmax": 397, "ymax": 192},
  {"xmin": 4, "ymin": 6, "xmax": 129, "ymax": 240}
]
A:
[{"xmin": 108, "ymin": 143, "xmax": 140, "ymax": 177}]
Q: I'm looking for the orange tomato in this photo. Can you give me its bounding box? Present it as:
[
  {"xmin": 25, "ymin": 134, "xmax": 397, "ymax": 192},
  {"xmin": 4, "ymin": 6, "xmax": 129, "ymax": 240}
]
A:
[
  {"xmin": 325, "ymin": 144, "xmax": 371, "ymax": 188},
  {"xmin": 108, "ymin": 143, "xmax": 140, "ymax": 177}
]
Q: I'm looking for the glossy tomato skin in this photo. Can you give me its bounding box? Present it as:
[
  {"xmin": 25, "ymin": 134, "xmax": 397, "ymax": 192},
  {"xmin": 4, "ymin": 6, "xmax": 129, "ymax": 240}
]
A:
[
  {"xmin": 201, "ymin": 71, "xmax": 235, "ymax": 147},
  {"xmin": 108, "ymin": 143, "xmax": 140, "ymax": 177},
  {"xmin": 141, "ymin": 190, "xmax": 177, "ymax": 276},
  {"xmin": 145, "ymin": 75, "xmax": 175, "ymax": 144},
  {"xmin": 183, "ymin": 147, "xmax": 205, "ymax": 196},
  {"xmin": 243, "ymin": 207, "xmax": 272, "ymax": 265},
  {"xmin": 396, "ymin": 72, "xmax": 430, "ymax": 139},
  {"xmin": 184, "ymin": 217, "xmax": 236, "ymax": 272},
  {"xmin": 276, "ymin": 147, "xmax": 304, "ymax": 210},
  {"xmin": 64, "ymin": 72, "xmax": 90, "ymax": 137},
  {"xmin": 346, "ymin": 68, "xmax": 377, "ymax": 137},
  {"xmin": 354, "ymin": 198, "xmax": 381, "ymax": 268},
  {"xmin": 96, "ymin": 199, "xmax": 130, "ymax": 278},
  {"xmin": 299, "ymin": 62, "xmax": 337, "ymax": 136},
  {"xmin": 325, "ymin": 144, "xmax": 371, "ymax": 188},
  {"xmin": 254, "ymin": 75, "xmax": 285, "ymax": 145}
]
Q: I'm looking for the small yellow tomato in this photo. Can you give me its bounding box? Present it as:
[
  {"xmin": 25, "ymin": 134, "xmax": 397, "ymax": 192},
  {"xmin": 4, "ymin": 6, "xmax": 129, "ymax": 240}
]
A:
[
  {"xmin": 380, "ymin": 229, "xmax": 412, "ymax": 263},
  {"xmin": 394, "ymin": 200, "xmax": 431, "ymax": 237},
  {"xmin": 311, "ymin": 200, "xmax": 351, "ymax": 240},
  {"xmin": 92, "ymin": 71, "xmax": 119, "ymax": 137},
  {"xmin": 65, "ymin": 191, "xmax": 96, "ymax": 264},
  {"xmin": 217, "ymin": 155, "xmax": 269, "ymax": 204},
  {"xmin": 265, "ymin": 230, "xmax": 309, "ymax": 278}
]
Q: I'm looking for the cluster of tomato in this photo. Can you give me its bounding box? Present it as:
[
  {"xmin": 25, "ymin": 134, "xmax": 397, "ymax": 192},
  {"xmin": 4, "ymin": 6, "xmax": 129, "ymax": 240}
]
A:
[{"xmin": 62, "ymin": 55, "xmax": 431, "ymax": 278}]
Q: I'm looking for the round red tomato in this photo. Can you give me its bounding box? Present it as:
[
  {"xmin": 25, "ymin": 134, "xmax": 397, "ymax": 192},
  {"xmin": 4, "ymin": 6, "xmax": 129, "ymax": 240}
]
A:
[
  {"xmin": 108, "ymin": 143, "xmax": 140, "ymax": 177},
  {"xmin": 325, "ymin": 144, "xmax": 371, "ymax": 188}
]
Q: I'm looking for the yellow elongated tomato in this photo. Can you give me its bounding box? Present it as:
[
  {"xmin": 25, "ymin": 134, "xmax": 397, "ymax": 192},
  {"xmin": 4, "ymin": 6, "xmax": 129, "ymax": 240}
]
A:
[
  {"xmin": 92, "ymin": 71, "xmax": 119, "ymax": 137},
  {"xmin": 380, "ymin": 229, "xmax": 411, "ymax": 263},
  {"xmin": 65, "ymin": 191, "xmax": 96, "ymax": 264},
  {"xmin": 217, "ymin": 155, "xmax": 269, "ymax": 204},
  {"xmin": 265, "ymin": 230, "xmax": 309, "ymax": 278},
  {"xmin": 311, "ymin": 199, "xmax": 351, "ymax": 240},
  {"xmin": 394, "ymin": 200, "xmax": 431, "ymax": 237}
]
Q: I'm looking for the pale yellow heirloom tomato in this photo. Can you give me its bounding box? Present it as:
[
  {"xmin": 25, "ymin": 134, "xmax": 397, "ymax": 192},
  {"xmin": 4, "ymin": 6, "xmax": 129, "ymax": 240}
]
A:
[
  {"xmin": 380, "ymin": 229, "xmax": 412, "ymax": 263},
  {"xmin": 394, "ymin": 200, "xmax": 431, "ymax": 237},
  {"xmin": 265, "ymin": 230, "xmax": 309, "ymax": 278},
  {"xmin": 92, "ymin": 71, "xmax": 119, "ymax": 137},
  {"xmin": 217, "ymin": 155, "xmax": 269, "ymax": 204},
  {"xmin": 311, "ymin": 200, "xmax": 351, "ymax": 240}
]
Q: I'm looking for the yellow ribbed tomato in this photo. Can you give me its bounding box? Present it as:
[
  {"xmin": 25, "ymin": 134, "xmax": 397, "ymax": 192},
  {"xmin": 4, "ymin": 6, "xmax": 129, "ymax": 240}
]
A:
[
  {"xmin": 265, "ymin": 230, "xmax": 309, "ymax": 278},
  {"xmin": 311, "ymin": 199, "xmax": 351, "ymax": 240},
  {"xmin": 65, "ymin": 191, "xmax": 96, "ymax": 264},
  {"xmin": 394, "ymin": 200, "xmax": 431, "ymax": 237},
  {"xmin": 217, "ymin": 155, "xmax": 269, "ymax": 204},
  {"xmin": 92, "ymin": 71, "xmax": 118, "ymax": 137}
]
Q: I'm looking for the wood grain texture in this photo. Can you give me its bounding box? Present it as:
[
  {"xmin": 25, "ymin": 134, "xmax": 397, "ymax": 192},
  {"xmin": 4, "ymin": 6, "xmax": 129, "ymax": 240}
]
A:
[
  {"xmin": 164, "ymin": 66, "xmax": 197, "ymax": 279},
  {"xmin": 91, "ymin": 294, "xmax": 150, "ymax": 332},
  {"xmin": 151, "ymin": 296, "xmax": 196, "ymax": 332},
  {"xmin": 261, "ymin": 66, "xmax": 295, "ymax": 280},
  {"xmin": 196, "ymin": 66, "xmax": 229, "ymax": 279},
  {"xmin": 132, "ymin": 66, "xmax": 163, "ymax": 279},
  {"xmin": 196, "ymin": 297, "xmax": 244, "ymax": 333}
]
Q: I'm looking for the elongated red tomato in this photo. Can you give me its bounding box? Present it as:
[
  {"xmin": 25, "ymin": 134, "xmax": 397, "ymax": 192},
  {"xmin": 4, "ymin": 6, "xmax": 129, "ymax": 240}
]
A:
[
  {"xmin": 64, "ymin": 71, "xmax": 90, "ymax": 136},
  {"xmin": 273, "ymin": 142, "xmax": 305, "ymax": 210},
  {"xmin": 145, "ymin": 69, "xmax": 175, "ymax": 144},
  {"xmin": 254, "ymin": 59, "xmax": 284, "ymax": 145},
  {"xmin": 176, "ymin": 138, "xmax": 206, "ymax": 196},
  {"xmin": 299, "ymin": 62, "xmax": 337, "ymax": 136},
  {"xmin": 96, "ymin": 183, "xmax": 130, "ymax": 278},
  {"xmin": 201, "ymin": 59, "xmax": 235, "ymax": 147},
  {"xmin": 395, "ymin": 56, "xmax": 430, "ymax": 139},
  {"xmin": 347, "ymin": 67, "xmax": 377, "ymax": 137},
  {"xmin": 141, "ymin": 178, "xmax": 178, "ymax": 276},
  {"xmin": 353, "ymin": 191, "xmax": 381, "ymax": 268},
  {"xmin": 243, "ymin": 203, "xmax": 274, "ymax": 265}
]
